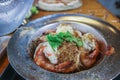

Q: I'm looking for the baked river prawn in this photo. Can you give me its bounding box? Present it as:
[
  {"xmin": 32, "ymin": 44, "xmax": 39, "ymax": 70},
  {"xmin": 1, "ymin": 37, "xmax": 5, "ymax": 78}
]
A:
[{"xmin": 34, "ymin": 24, "xmax": 114, "ymax": 73}]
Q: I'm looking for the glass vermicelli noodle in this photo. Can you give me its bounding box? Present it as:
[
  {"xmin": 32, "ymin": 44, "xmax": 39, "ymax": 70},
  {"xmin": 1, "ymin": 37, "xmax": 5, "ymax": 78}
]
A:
[{"xmin": 33, "ymin": 24, "xmax": 114, "ymax": 73}]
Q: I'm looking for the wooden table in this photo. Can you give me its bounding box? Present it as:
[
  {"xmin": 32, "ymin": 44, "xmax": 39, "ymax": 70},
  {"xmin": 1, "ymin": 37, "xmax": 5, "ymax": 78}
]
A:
[{"xmin": 0, "ymin": 0, "xmax": 120, "ymax": 75}]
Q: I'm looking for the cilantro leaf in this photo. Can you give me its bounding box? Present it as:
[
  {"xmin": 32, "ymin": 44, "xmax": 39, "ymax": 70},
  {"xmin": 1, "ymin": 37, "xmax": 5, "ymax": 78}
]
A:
[{"xmin": 46, "ymin": 31, "xmax": 83, "ymax": 51}]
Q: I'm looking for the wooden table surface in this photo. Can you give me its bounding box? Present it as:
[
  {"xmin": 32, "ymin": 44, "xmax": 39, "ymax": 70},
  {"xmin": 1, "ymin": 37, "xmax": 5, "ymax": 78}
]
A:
[{"xmin": 0, "ymin": 0, "xmax": 120, "ymax": 75}]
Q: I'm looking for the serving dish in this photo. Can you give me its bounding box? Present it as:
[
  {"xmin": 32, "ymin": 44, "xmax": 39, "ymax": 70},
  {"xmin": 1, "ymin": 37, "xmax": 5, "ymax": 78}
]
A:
[
  {"xmin": 37, "ymin": 0, "xmax": 82, "ymax": 11},
  {"xmin": 0, "ymin": 0, "xmax": 34, "ymax": 36},
  {"xmin": 0, "ymin": 36, "xmax": 11, "ymax": 59},
  {"xmin": 7, "ymin": 14, "xmax": 120, "ymax": 80}
]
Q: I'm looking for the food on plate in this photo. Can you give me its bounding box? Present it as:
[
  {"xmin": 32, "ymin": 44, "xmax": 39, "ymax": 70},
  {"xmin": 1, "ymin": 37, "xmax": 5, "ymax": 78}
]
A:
[
  {"xmin": 33, "ymin": 24, "xmax": 114, "ymax": 73},
  {"xmin": 37, "ymin": 0, "xmax": 82, "ymax": 11}
]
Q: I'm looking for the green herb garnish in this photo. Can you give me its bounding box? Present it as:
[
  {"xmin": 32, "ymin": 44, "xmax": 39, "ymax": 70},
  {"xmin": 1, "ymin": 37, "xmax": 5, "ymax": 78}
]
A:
[
  {"xmin": 26, "ymin": 6, "xmax": 39, "ymax": 19},
  {"xmin": 46, "ymin": 31, "xmax": 83, "ymax": 50},
  {"xmin": 31, "ymin": 6, "xmax": 39, "ymax": 14}
]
